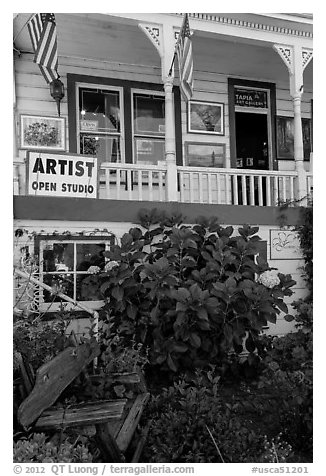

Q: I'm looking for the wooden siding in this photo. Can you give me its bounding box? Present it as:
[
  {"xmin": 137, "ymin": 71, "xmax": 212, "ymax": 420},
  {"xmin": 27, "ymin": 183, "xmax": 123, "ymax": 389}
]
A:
[
  {"xmin": 13, "ymin": 219, "xmax": 306, "ymax": 337},
  {"xmin": 14, "ymin": 15, "xmax": 313, "ymax": 170}
]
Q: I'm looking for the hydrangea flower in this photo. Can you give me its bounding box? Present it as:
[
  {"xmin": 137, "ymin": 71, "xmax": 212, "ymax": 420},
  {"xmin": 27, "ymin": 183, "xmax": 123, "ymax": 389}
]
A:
[
  {"xmin": 104, "ymin": 260, "xmax": 119, "ymax": 272},
  {"xmin": 87, "ymin": 265, "xmax": 101, "ymax": 274},
  {"xmin": 257, "ymin": 270, "xmax": 280, "ymax": 288}
]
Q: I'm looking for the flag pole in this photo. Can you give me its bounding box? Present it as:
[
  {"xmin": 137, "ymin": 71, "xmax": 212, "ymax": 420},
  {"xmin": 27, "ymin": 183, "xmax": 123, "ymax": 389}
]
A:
[{"xmin": 168, "ymin": 51, "xmax": 177, "ymax": 77}]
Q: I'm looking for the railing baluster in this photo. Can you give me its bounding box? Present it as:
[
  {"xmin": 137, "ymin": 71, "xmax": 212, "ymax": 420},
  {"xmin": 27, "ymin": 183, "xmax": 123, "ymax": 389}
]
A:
[
  {"xmin": 138, "ymin": 171, "xmax": 143, "ymax": 201},
  {"xmin": 127, "ymin": 169, "xmax": 132, "ymax": 200},
  {"xmin": 266, "ymin": 176, "xmax": 271, "ymax": 206},
  {"xmin": 159, "ymin": 172, "xmax": 164, "ymax": 201},
  {"xmin": 290, "ymin": 176, "xmax": 294, "ymax": 202},
  {"xmin": 207, "ymin": 174, "xmax": 212, "ymax": 204},
  {"xmin": 179, "ymin": 172, "xmax": 184, "ymax": 202},
  {"xmin": 273, "ymin": 176, "xmax": 279, "ymax": 206},
  {"xmin": 249, "ymin": 175, "xmax": 255, "ymax": 205},
  {"xmin": 241, "ymin": 175, "xmax": 247, "ymax": 205},
  {"xmin": 148, "ymin": 171, "xmax": 153, "ymax": 201},
  {"xmin": 281, "ymin": 176, "xmax": 287, "ymax": 202},
  {"xmin": 190, "ymin": 173, "xmax": 194, "ymax": 202},
  {"xmin": 216, "ymin": 174, "xmax": 221, "ymax": 204},
  {"xmin": 116, "ymin": 168, "xmax": 121, "ymax": 200},
  {"xmin": 105, "ymin": 169, "xmax": 111, "ymax": 199},
  {"xmin": 232, "ymin": 174, "xmax": 238, "ymax": 205},
  {"xmin": 199, "ymin": 173, "xmax": 203, "ymax": 203},
  {"xmin": 258, "ymin": 175, "xmax": 263, "ymax": 206}
]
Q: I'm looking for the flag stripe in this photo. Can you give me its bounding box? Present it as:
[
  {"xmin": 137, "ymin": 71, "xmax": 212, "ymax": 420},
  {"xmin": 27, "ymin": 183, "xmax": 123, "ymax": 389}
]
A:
[
  {"xmin": 175, "ymin": 14, "xmax": 194, "ymax": 102},
  {"xmin": 28, "ymin": 13, "xmax": 58, "ymax": 84}
]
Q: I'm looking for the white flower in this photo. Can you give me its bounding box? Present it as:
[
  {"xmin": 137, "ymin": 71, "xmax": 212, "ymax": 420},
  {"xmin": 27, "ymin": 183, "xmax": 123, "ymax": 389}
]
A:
[
  {"xmin": 87, "ymin": 265, "xmax": 101, "ymax": 274},
  {"xmin": 104, "ymin": 260, "xmax": 119, "ymax": 272},
  {"xmin": 257, "ymin": 270, "xmax": 280, "ymax": 289}
]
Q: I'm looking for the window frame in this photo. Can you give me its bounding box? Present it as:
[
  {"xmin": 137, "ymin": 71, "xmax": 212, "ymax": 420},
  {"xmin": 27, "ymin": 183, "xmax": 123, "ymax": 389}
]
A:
[
  {"xmin": 76, "ymin": 82, "xmax": 125, "ymax": 163},
  {"xmin": 67, "ymin": 74, "xmax": 183, "ymax": 165},
  {"xmin": 35, "ymin": 234, "xmax": 114, "ymax": 312}
]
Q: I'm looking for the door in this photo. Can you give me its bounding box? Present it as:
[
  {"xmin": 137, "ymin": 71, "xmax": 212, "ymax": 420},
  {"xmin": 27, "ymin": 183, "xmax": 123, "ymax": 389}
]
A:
[{"xmin": 235, "ymin": 112, "xmax": 269, "ymax": 170}]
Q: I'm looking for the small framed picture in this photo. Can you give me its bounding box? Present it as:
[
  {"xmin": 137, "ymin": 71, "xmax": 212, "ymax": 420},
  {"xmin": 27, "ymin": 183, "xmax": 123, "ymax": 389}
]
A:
[
  {"xmin": 20, "ymin": 114, "xmax": 66, "ymax": 151},
  {"xmin": 188, "ymin": 100, "xmax": 224, "ymax": 135},
  {"xmin": 185, "ymin": 142, "xmax": 226, "ymax": 168},
  {"xmin": 276, "ymin": 116, "xmax": 311, "ymax": 160}
]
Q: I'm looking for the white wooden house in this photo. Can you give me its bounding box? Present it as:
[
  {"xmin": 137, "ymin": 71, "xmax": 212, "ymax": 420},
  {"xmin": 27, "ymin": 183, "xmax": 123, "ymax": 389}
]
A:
[{"xmin": 13, "ymin": 13, "xmax": 313, "ymax": 336}]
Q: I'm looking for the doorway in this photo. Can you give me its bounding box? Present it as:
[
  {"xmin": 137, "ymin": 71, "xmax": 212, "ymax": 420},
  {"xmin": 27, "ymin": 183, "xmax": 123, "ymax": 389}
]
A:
[{"xmin": 235, "ymin": 112, "xmax": 269, "ymax": 170}]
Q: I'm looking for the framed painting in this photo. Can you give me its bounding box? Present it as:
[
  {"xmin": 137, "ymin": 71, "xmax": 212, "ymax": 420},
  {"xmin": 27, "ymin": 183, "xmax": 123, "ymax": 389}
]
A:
[
  {"xmin": 276, "ymin": 116, "xmax": 311, "ymax": 160},
  {"xmin": 20, "ymin": 114, "xmax": 66, "ymax": 151},
  {"xmin": 185, "ymin": 142, "xmax": 226, "ymax": 168},
  {"xmin": 188, "ymin": 101, "xmax": 224, "ymax": 135}
]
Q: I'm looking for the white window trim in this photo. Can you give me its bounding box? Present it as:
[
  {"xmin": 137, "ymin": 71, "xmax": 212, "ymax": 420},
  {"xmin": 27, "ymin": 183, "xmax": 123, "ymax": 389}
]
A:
[
  {"xmin": 38, "ymin": 237, "xmax": 112, "ymax": 313},
  {"xmin": 131, "ymin": 88, "xmax": 165, "ymax": 164},
  {"xmin": 75, "ymin": 82, "xmax": 125, "ymax": 163}
]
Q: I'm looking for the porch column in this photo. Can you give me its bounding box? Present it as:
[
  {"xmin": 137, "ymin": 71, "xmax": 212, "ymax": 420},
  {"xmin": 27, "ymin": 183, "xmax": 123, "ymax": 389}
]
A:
[
  {"xmin": 138, "ymin": 21, "xmax": 178, "ymax": 201},
  {"xmin": 273, "ymin": 44, "xmax": 313, "ymax": 203}
]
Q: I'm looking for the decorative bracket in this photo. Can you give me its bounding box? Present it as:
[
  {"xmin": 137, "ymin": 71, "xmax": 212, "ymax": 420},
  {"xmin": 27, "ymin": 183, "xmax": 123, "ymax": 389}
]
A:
[
  {"xmin": 138, "ymin": 23, "xmax": 163, "ymax": 57},
  {"xmin": 273, "ymin": 44, "xmax": 294, "ymax": 75},
  {"xmin": 302, "ymin": 48, "xmax": 313, "ymax": 71}
]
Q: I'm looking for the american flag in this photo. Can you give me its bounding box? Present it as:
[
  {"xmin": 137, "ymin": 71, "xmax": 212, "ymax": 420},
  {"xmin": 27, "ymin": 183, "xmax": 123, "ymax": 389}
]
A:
[
  {"xmin": 27, "ymin": 13, "xmax": 58, "ymax": 84},
  {"xmin": 176, "ymin": 14, "xmax": 194, "ymax": 102}
]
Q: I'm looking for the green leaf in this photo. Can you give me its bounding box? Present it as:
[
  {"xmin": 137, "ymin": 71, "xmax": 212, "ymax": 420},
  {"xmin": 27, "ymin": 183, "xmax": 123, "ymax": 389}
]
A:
[
  {"xmin": 197, "ymin": 308, "xmax": 208, "ymax": 321},
  {"xmin": 112, "ymin": 286, "xmax": 124, "ymax": 301},
  {"xmin": 275, "ymin": 299, "xmax": 288, "ymax": 314},
  {"xmin": 189, "ymin": 333, "xmax": 201, "ymax": 348},
  {"xmin": 284, "ymin": 314, "xmax": 294, "ymax": 322},
  {"xmin": 167, "ymin": 354, "xmax": 177, "ymax": 372}
]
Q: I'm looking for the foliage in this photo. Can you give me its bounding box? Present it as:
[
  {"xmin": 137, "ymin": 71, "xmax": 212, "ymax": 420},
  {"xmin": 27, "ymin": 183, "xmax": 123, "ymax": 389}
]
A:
[
  {"xmin": 295, "ymin": 200, "xmax": 313, "ymax": 292},
  {"xmin": 255, "ymin": 329, "xmax": 312, "ymax": 459},
  {"xmin": 13, "ymin": 433, "xmax": 92, "ymax": 463},
  {"xmin": 87, "ymin": 218, "xmax": 295, "ymax": 375},
  {"xmin": 13, "ymin": 316, "xmax": 68, "ymax": 371},
  {"xmin": 142, "ymin": 369, "xmax": 294, "ymax": 463}
]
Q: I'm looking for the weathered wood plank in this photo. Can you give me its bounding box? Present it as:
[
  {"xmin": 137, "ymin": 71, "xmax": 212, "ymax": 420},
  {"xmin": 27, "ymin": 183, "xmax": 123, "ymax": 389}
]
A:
[
  {"xmin": 96, "ymin": 422, "xmax": 125, "ymax": 462},
  {"xmin": 18, "ymin": 341, "xmax": 100, "ymax": 429},
  {"xmin": 35, "ymin": 399, "xmax": 127, "ymax": 430},
  {"xmin": 116, "ymin": 393, "xmax": 150, "ymax": 452},
  {"xmin": 131, "ymin": 419, "xmax": 152, "ymax": 463}
]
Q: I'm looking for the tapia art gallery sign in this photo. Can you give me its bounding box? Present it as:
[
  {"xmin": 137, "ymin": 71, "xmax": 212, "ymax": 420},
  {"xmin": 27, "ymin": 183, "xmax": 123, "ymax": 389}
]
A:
[{"xmin": 27, "ymin": 152, "xmax": 97, "ymax": 198}]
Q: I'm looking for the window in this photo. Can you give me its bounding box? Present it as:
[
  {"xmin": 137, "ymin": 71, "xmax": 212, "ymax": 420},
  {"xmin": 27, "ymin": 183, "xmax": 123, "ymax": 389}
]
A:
[
  {"xmin": 77, "ymin": 86, "xmax": 124, "ymax": 183},
  {"xmin": 37, "ymin": 235, "xmax": 114, "ymax": 311},
  {"xmin": 68, "ymin": 75, "xmax": 182, "ymax": 165},
  {"xmin": 132, "ymin": 91, "xmax": 165, "ymax": 165}
]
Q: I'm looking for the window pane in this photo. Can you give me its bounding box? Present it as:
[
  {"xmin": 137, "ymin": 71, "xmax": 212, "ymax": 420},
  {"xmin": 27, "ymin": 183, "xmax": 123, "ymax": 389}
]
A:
[
  {"xmin": 42, "ymin": 243, "xmax": 74, "ymax": 272},
  {"xmin": 43, "ymin": 274, "xmax": 74, "ymax": 302},
  {"xmin": 80, "ymin": 135, "xmax": 121, "ymax": 164},
  {"xmin": 134, "ymin": 94, "xmax": 165, "ymax": 135},
  {"xmin": 134, "ymin": 138, "xmax": 165, "ymax": 165},
  {"xmin": 76, "ymin": 243, "xmax": 106, "ymax": 271},
  {"xmin": 79, "ymin": 89, "xmax": 120, "ymax": 133},
  {"xmin": 76, "ymin": 274, "xmax": 103, "ymax": 301}
]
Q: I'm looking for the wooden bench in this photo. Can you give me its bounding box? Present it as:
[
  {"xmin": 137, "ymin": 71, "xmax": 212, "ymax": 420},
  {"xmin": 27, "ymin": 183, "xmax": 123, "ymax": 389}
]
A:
[{"xmin": 16, "ymin": 340, "xmax": 150, "ymax": 462}]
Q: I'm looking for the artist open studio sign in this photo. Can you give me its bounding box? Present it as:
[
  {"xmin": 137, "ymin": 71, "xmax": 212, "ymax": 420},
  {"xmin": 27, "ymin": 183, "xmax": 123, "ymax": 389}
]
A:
[{"xmin": 27, "ymin": 152, "xmax": 97, "ymax": 198}]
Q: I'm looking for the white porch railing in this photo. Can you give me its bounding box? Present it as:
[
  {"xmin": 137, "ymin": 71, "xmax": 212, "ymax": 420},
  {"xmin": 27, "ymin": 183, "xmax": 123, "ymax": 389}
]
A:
[
  {"xmin": 14, "ymin": 160, "xmax": 313, "ymax": 206},
  {"xmin": 99, "ymin": 162, "xmax": 167, "ymax": 202},
  {"xmin": 177, "ymin": 167, "xmax": 300, "ymax": 206}
]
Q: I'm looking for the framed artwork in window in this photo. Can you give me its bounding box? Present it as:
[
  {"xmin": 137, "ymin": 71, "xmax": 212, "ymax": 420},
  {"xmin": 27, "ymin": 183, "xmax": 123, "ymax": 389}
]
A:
[
  {"xmin": 185, "ymin": 142, "xmax": 226, "ymax": 168},
  {"xmin": 188, "ymin": 101, "xmax": 224, "ymax": 135},
  {"xmin": 20, "ymin": 114, "xmax": 66, "ymax": 151},
  {"xmin": 276, "ymin": 116, "xmax": 311, "ymax": 160}
]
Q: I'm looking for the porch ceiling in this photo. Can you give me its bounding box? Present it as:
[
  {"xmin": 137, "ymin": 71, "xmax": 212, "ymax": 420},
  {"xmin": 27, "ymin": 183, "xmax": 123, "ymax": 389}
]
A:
[{"xmin": 13, "ymin": 13, "xmax": 312, "ymax": 86}]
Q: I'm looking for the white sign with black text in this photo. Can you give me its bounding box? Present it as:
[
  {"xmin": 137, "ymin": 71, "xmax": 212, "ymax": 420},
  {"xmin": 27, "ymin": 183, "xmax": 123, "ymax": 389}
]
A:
[{"xmin": 27, "ymin": 152, "xmax": 97, "ymax": 198}]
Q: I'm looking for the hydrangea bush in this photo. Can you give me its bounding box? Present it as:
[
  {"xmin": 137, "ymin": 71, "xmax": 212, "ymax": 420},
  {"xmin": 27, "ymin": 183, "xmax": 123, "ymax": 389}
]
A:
[{"xmin": 88, "ymin": 217, "xmax": 296, "ymax": 374}]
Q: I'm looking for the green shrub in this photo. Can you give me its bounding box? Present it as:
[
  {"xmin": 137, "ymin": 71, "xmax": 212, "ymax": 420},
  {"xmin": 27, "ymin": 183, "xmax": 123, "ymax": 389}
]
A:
[
  {"xmin": 142, "ymin": 370, "xmax": 294, "ymax": 463},
  {"xmin": 13, "ymin": 433, "xmax": 92, "ymax": 463},
  {"xmin": 13, "ymin": 317, "xmax": 68, "ymax": 371},
  {"xmin": 91, "ymin": 219, "xmax": 295, "ymax": 375}
]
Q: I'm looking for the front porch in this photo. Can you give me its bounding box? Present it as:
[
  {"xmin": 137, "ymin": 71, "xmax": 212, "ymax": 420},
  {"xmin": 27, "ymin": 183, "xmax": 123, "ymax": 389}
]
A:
[{"xmin": 14, "ymin": 160, "xmax": 313, "ymax": 207}]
